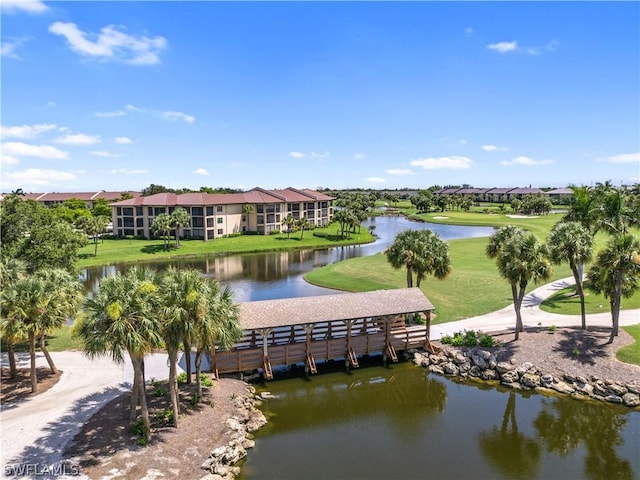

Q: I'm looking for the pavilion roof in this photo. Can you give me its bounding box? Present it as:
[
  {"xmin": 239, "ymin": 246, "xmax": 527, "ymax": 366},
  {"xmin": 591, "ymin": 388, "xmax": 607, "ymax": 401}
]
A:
[{"xmin": 238, "ymin": 288, "xmax": 434, "ymax": 330}]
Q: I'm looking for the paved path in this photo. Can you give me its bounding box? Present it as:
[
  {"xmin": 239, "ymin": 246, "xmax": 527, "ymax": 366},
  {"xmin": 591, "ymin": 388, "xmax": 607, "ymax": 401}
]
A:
[{"xmin": 1, "ymin": 276, "xmax": 638, "ymax": 478}]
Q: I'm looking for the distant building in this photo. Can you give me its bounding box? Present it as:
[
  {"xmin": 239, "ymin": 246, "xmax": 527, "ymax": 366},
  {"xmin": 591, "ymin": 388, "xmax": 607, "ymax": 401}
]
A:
[
  {"xmin": 0, "ymin": 191, "xmax": 140, "ymax": 209},
  {"xmin": 109, "ymin": 187, "xmax": 334, "ymax": 240}
]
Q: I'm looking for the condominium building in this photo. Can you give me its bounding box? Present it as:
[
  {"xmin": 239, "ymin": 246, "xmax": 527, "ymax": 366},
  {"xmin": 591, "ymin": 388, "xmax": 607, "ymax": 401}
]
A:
[{"xmin": 110, "ymin": 187, "xmax": 334, "ymax": 240}]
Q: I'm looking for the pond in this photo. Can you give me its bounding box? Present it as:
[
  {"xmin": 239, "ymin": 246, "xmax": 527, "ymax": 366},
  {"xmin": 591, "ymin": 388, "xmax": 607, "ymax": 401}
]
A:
[
  {"xmin": 240, "ymin": 362, "xmax": 640, "ymax": 480},
  {"xmin": 81, "ymin": 216, "xmax": 493, "ymax": 301}
]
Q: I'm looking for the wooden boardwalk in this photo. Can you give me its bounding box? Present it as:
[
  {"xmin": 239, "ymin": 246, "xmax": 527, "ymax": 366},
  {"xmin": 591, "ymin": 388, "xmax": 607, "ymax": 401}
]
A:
[{"xmin": 210, "ymin": 289, "xmax": 436, "ymax": 379}]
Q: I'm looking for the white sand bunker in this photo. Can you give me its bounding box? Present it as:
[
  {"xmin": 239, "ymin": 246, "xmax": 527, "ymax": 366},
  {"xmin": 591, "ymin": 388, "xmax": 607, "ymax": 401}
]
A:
[
  {"xmin": 433, "ymin": 216, "xmax": 449, "ymax": 219},
  {"xmin": 506, "ymin": 214, "xmax": 540, "ymax": 219}
]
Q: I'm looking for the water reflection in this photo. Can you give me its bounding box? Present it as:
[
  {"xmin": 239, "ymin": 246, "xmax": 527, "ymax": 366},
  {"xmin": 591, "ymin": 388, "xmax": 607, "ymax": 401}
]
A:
[
  {"xmin": 534, "ymin": 397, "xmax": 636, "ymax": 480},
  {"xmin": 82, "ymin": 217, "xmax": 494, "ymax": 301},
  {"xmin": 478, "ymin": 391, "xmax": 541, "ymax": 479}
]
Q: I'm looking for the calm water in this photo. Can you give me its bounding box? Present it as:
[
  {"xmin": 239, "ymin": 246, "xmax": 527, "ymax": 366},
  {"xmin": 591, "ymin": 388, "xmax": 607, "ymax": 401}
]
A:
[
  {"xmin": 242, "ymin": 363, "xmax": 640, "ymax": 480},
  {"xmin": 81, "ymin": 217, "xmax": 493, "ymax": 301}
]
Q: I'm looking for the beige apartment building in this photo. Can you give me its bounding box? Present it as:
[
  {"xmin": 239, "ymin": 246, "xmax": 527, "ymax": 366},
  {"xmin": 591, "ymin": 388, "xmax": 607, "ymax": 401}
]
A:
[{"xmin": 110, "ymin": 187, "xmax": 334, "ymax": 240}]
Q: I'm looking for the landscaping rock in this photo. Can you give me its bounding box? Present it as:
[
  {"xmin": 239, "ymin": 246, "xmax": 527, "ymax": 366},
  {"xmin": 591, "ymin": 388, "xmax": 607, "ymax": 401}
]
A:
[
  {"xmin": 605, "ymin": 395, "xmax": 623, "ymax": 404},
  {"xmin": 606, "ymin": 383, "xmax": 628, "ymax": 397},
  {"xmin": 501, "ymin": 370, "xmax": 519, "ymax": 384},
  {"xmin": 520, "ymin": 373, "xmax": 541, "ymax": 388},
  {"xmin": 622, "ymin": 392, "xmax": 640, "ymax": 408},
  {"xmin": 496, "ymin": 362, "xmax": 515, "ymax": 375},
  {"xmin": 550, "ymin": 381, "xmax": 575, "ymax": 395}
]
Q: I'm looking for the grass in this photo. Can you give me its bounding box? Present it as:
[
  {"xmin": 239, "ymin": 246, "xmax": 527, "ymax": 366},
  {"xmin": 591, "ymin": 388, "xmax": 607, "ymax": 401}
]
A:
[
  {"xmin": 540, "ymin": 283, "xmax": 640, "ymax": 315},
  {"xmin": 1, "ymin": 325, "xmax": 84, "ymax": 353},
  {"xmin": 617, "ymin": 324, "xmax": 640, "ymax": 366},
  {"xmin": 305, "ymin": 236, "xmax": 573, "ymax": 324},
  {"xmin": 76, "ymin": 222, "xmax": 374, "ymax": 268}
]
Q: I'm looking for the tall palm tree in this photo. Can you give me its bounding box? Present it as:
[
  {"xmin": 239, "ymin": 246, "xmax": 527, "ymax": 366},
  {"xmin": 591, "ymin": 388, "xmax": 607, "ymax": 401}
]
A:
[
  {"xmin": 84, "ymin": 215, "xmax": 110, "ymax": 256},
  {"xmin": 152, "ymin": 213, "xmax": 172, "ymax": 251},
  {"xmin": 170, "ymin": 207, "xmax": 191, "ymax": 248},
  {"xmin": 547, "ymin": 222, "xmax": 594, "ymax": 329},
  {"xmin": 0, "ymin": 258, "xmax": 27, "ymax": 380},
  {"xmin": 160, "ymin": 267, "xmax": 209, "ymax": 425},
  {"xmin": 386, "ymin": 229, "xmax": 452, "ymax": 288},
  {"xmin": 242, "ymin": 204, "xmax": 255, "ymax": 233},
  {"xmin": 281, "ymin": 215, "xmax": 296, "ymax": 239},
  {"xmin": 487, "ymin": 227, "xmax": 552, "ymax": 340},
  {"xmin": 564, "ymin": 185, "xmax": 596, "ymax": 231},
  {"xmin": 79, "ymin": 266, "xmax": 163, "ymax": 440},
  {"xmin": 296, "ymin": 216, "xmax": 311, "ymax": 239},
  {"xmin": 587, "ymin": 234, "xmax": 640, "ymax": 343},
  {"xmin": 195, "ymin": 282, "xmax": 241, "ymax": 399}
]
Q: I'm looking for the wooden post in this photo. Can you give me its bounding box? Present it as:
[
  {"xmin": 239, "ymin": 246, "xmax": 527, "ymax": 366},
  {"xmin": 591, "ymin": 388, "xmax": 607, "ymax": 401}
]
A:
[
  {"xmin": 304, "ymin": 324, "xmax": 314, "ymax": 377},
  {"xmin": 383, "ymin": 316, "xmax": 390, "ymax": 366},
  {"xmin": 425, "ymin": 310, "xmax": 431, "ymax": 347}
]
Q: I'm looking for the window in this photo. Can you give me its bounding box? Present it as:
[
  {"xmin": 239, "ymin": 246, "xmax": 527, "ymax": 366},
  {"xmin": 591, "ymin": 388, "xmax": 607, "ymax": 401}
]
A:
[
  {"xmin": 148, "ymin": 207, "xmax": 153, "ymax": 216},
  {"xmin": 136, "ymin": 218, "xmax": 144, "ymax": 227},
  {"xmin": 242, "ymin": 215, "xmax": 246, "ymax": 222},
  {"xmin": 256, "ymin": 205, "xmax": 264, "ymax": 213},
  {"xmin": 321, "ymin": 201, "xmax": 328, "ymax": 208},
  {"xmin": 154, "ymin": 207, "xmax": 166, "ymax": 216},
  {"xmin": 257, "ymin": 215, "xmax": 264, "ymax": 224},
  {"xmin": 192, "ymin": 207, "xmax": 203, "ymax": 216},
  {"xmin": 207, "ymin": 229, "xmax": 214, "ymax": 239},
  {"xmin": 117, "ymin": 207, "xmax": 122, "ymax": 215},
  {"xmin": 217, "ymin": 217, "xmax": 223, "ymax": 224},
  {"xmin": 266, "ymin": 214, "xmax": 275, "ymax": 224},
  {"xmin": 207, "ymin": 218, "xmax": 214, "ymax": 227},
  {"xmin": 216, "ymin": 205, "xmax": 223, "ymax": 212},
  {"xmin": 217, "ymin": 228, "xmax": 223, "ymax": 235},
  {"xmin": 123, "ymin": 207, "xmax": 133, "ymax": 216},
  {"xmin": 206, "ymin": 206, "xmax": 214, "ymax": 216},
  {"xmin": 117, "ymin": 218, "xmax": 122, "ymax": 227},
  {"xmin": 192, "ymin": 228, "xmax": 205, "ymax": 239},
  {"xmin": 136, "ymin": 207, "xmax": 143, "ymax": 216},
  {"xmin": 192, "ymin": 217, "xmax": 204, "ymax": 228},
  {"xmin": 124, "ymin": 217, "xmax": 134, "ymax": 228}
]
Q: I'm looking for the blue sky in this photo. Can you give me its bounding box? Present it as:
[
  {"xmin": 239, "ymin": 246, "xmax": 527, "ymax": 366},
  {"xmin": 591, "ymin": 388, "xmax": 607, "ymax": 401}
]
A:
[{"xmin": 1, "ymin": 1, "xmax": 639, "ymax": 193}]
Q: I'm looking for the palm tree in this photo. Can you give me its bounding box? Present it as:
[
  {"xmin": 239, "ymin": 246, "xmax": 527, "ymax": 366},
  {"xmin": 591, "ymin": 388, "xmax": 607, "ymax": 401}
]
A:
[
  {"xmin": 0, "ymin": 258, "xmax": 27, "ymax": 380},
  {"xmin": 159, "ymin": 267, "xmax": 209, "ymax": 425},
  {"xmin": 242, "ymin": 204, "xmax": 255, "ymax": 233},
  {"xmin": 281, "ymin": 215, "xmax": 296, "ymax": 239},
  {"xmin": 386, "ymin": 229, "xmax": 452, "ymax": 288},
  {"xmin": 296, "ymin": 216, "xmax": 311, "ymax": 239},
  {"xmin": 547, "ymin": 222, "xmax": 594, "ymax": 329},
  {"xmin": 195, "ymin": 282, "xmax": 241, "ymax": 399},
  {"xmin": 79, "ymin": 266, "xmax": 163, "ymax": 440},
  {"xmin": 84, "ymin": 215, "xmax": 110, "ymax": 256},
  {"xmin": 587, "ymin": 234, "xmax": 640, "ymax": 343},
  {"xmin": 487, "ymin": 227, "xmax": 552, "ymax": 340},
  {"xmin": 564, "ymin": 185, "xmax": 596, "ymax": 231},
  {"xmin": 152, "ymin": 213, "xmax": 172, "ymax": 251},
  {"xmin": 170, "ymin": 207, "xmax": 191, "ymax": 248}
]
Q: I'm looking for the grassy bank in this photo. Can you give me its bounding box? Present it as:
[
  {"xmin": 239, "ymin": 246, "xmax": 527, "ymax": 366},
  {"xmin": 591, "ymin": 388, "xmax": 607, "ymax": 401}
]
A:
[
  {"xmin": 540, "ymin": 284, "xmax": 640, "ymax": 315},
  {"xmin": 77, "ymin": 223, "xmax": 374, "ymax": 268},
  {"xmin": 617, "ymin": 325, "xmax": 640, "ymax": 365},
  {"xmin": 305, "ymin": 237, "xmax": 573, "ymax": 324}
]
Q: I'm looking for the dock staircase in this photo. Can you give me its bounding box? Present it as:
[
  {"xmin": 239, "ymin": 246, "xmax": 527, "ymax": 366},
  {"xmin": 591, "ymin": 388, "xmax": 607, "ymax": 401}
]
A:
[
  {"xmin": 306, "ymin": 353, "xmax": 317, "ymax": 374},
  {"xmin": 386, "ymin": 343, "xmax": 398, "ymax": 363},
  {"xmin": 263, "ymin": 356, "xmax": 273, "ymax": 380},
  {"xmin": 348, "ymin": 348, "xmax": 359, "ymax": 368}
]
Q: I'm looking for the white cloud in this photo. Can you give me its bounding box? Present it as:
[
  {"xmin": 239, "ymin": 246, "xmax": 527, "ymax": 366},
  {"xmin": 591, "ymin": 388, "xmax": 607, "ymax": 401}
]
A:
[
  {"xmin": 126, "ymin": 104, "xmax": 142, "ymax": 112},
  {"xmin": 487, "ymin": 41, "xmax": 518, "ymax": 53},
  {"xmin": 289, "ymin": 152, "xmax": 305, "ymax": 158},
  {"xmin": 1, "ymin": 0, "xmax": 48, "ymax": 14},
  {"xmin": 194, "ymin": 168, "xmax": 209, "ymax": 176},
  {"xmin": 310, "ymin": 151, "xmax": 330, "ymax": 159},
  {"xmin": 2, "ymin": 169, "xmax": 78, "ymax": 189},
  {"xmin": 385, "ymin": 169, "xmax": 414, "ymax": 176},
  {"xmin": 110, "ymin": 168, "xmax": 149, "ymax": 175},
  {"xmin": 501, "ymin": 156, "xmax": 553, "ymax": 166},
  {"xmin": 1, "ymin": 155, "xmax": 21, "ymax": 166},
  {"xmin": 162, "ymin": 111, "xmax": 195, "ymax": 123},
  {"xmin": 1, "ymin": 123, "xmax": 58, "ymax": 139},
  {"xmin": 353, "ymin": 153, "xmax": 366, "ymax": 160},
  {"xmin": 464, "ymin": 27, "xmax": 474, "ymax": 36},
  {"xmin": 55, "ymin": 133, "xmax": 101, "ymax": 145},
  {"xmin": 48, "ymin": 22, "xmax": 167, "ymax": 65},
  {"xmin": 90, "ymin": 151, "xmax": 121, "ymax": 158},
  {"xmin": 597, "ymin": 152, "xmax": 640, "ymax": 164},
  {"xmin": 96, "ymin": 110, "xmax": 126, "ymax": 118},
  {"xmin": 2, "ymin": 141, "xmax": 69, "ymax": 159},
  {"xmin": 1, "ymin": 39, "xmax": 25, "ymax": 58},
  {"xmin": 114, "ymin": 136, "xmax": 132, "ymax": 144},
  {"xmin": 46, "ymin": 101, "xmax": 56, "ymax": 108},
  {"xmin": 410, "ymin": 156, "xmax": 473, "ymax": 170},
  {"xmin": 366, "ymin": 177, "xmax": 387, "ymax": 184},
  {"xmin": 482, "ymin": 144, "xmax": 509, "ymax": 152}
]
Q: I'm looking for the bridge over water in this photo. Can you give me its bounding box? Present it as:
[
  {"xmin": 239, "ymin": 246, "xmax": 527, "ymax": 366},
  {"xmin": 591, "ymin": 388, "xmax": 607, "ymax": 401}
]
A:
[{"xmin": 211, "ymin": 288, "xmax": 436, "ymax": 379}]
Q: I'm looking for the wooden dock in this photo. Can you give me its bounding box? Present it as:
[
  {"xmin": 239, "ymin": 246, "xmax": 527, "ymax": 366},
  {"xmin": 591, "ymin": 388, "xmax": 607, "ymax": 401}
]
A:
[{"xmin": 210, "ymin": 289, "xmax": 436, "ymax": 379}]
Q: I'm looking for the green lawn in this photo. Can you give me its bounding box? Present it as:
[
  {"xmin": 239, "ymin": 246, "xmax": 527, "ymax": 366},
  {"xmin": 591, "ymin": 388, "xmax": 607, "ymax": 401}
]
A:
[
  {"xmin": 540, "ymin": 283, "xmax": 640, "ymax": 315},
  {"xmin": 617, "ymin": 324, "xmax": 640, "ymax": 366},
  {"xmin": 305, "ymin": 236, "xmax": 573, "ymax": 324},
  {"xmin": 77, "ymin": 223, "xmax": 374, "ymax": 268},
  {"xmin": 1, "ymin": 324, "xmax": 84, "ymax": 353}
]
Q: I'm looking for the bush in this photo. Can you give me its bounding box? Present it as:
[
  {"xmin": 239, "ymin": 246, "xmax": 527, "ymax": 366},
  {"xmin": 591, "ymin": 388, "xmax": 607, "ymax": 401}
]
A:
[
  {"xmin": 177, "ymin": 372, "xmax": 188, "ymax": 384},
  {"xmin": 154, "ymin": 408, "xmax": 174, "ymax": 425},
  {"xmin": 200, "ymin": 373, "xmax": 214, "ymax": 387},
  {"xmin": 479, "ymin": 334, "xmax": 495, "ymax": 348},
  {"xmin": 269, "ymin": 230, "xmax": 281, "ymax": 235},
  {"xmin": 440, "ymin": 330, "xmax": 492, "ymax": 347},
  {"xmin": 222, "ymin": 232, "xmax": 242, "ymax": 238},
  {"xmin": 463, "ymin": 330, "xmax": 478, "ymax": 347},
  {"xmin": 450, "ymin": 332, "xmax": 465, "ymax": 346},
  {"xmin": 131, "ymin": 419, "xmax": 144, "ymax": 436},
  {"xmin": 313, "ymin": 232, "xmax": 328, "ymax": 238}
]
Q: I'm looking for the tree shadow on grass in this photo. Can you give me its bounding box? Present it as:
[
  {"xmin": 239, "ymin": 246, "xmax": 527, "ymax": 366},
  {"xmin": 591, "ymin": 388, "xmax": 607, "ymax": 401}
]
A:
[{"xmin": 140, "ymin": 244, "xmax": 172, "ymax": 254}]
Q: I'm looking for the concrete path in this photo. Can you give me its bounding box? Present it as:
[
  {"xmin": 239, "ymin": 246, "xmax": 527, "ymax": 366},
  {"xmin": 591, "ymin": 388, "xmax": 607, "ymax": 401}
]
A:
[{"xmin": 1, "ymin": 276, "xmax": 638, "ymax": 478}]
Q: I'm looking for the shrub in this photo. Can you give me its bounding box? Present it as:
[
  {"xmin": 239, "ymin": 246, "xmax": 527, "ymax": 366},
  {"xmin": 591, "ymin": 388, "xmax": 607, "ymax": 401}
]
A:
[
  {"xmin": 200, "ymin": 373, "xmax": 214, "ymax": 387},
  {"xmin": 269, "ymin": 230, "xmax": 281, "ymax": 235},
  {"xmin": 131, "ymin": 419, "xmax": 144, "ymax": 436},
  {"xmin": 463, "ymin": 330, "xmax": 478, "ymax": 347},
  {"xmin": 313, "ymin": 232, "xmax": 328, "ymax": 238},
  {"xmin": 441, "ymin": 334, "xmax": 453, "ymax": 344},
  {"xmin": 450, "ymin": 332, "xmax": 465, "ymax": 346},
  {"xmin": 177, "ymin": 372, "xmax": 188, "ymax": 384},
  {"xmin": 154, "ymin": 408, "xmax": 174, "ymax": 425},
  {"xmin": 479, "ymin": 334, "xmax": 495, "ymax": 348}
]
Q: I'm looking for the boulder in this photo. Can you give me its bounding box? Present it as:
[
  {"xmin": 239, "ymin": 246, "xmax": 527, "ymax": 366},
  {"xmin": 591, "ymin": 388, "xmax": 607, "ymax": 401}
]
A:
[
  {"xmin": 501, "ymin": 370, "xmax": 519, "ymax": 384},
  {"xmin": 470, "ymin": 353, "xmax": 487, "ymax": 370},
  {"xmin": 428, "ymin": 364, "xmax": 445, "ymax": 375},
  {"xmin": 622, "ymin": 392, "xmax": 640, "ymax": 408},
  {"xmin": 605, "ymin": 395, "xmax": 623, "ymax": 405},
  {"xmin": 540, "ymin": 374, "xmax": 555, "ymax": 387},
  {"xmin": 443, "ymin": 362, "xmax": 459, "ymax": 376},
  {"xmin": 480, "ymin": 369, "xmax": 499, "ymax": 381},
  {"xmin": 496, "ymin": 362, "xmax": 515, "ymax": 375},
  {"xmin": 626, "ymin": 384, "xmax": 640, "ymax": 395},
  {"xmin": 520, "ymin": 373, "xmax": 541, "ymax": 388},
  {"xmin": 606, "ymin": 383, "xmax": 628, "ymax": 397},
  {"xmin": 550, "ymin": 381, "xmax": 575, "ymax": 395},
  {"xmin": 574, "ymin": 382, "xmax": 594, "ymax": 396}
]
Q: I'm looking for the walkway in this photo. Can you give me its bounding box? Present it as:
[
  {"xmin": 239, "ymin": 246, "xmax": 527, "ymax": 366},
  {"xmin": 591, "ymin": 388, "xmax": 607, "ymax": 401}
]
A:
[{"xmin": 1, "ymin": 276, "xmax": 638, "ymax": 477}]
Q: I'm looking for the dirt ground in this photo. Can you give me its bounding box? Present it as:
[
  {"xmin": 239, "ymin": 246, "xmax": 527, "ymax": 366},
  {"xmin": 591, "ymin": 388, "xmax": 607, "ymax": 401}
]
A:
[
  {"xmin": 1, "ymin": 367, "xmax": 62, "ymax": 403},
  {"xmin": 64, "ymin": 377, "xmax": 252, "ymax": 480},
  {"xmin": 4, "ymin": 327, "xmax": 639, "ymax": 479}
]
